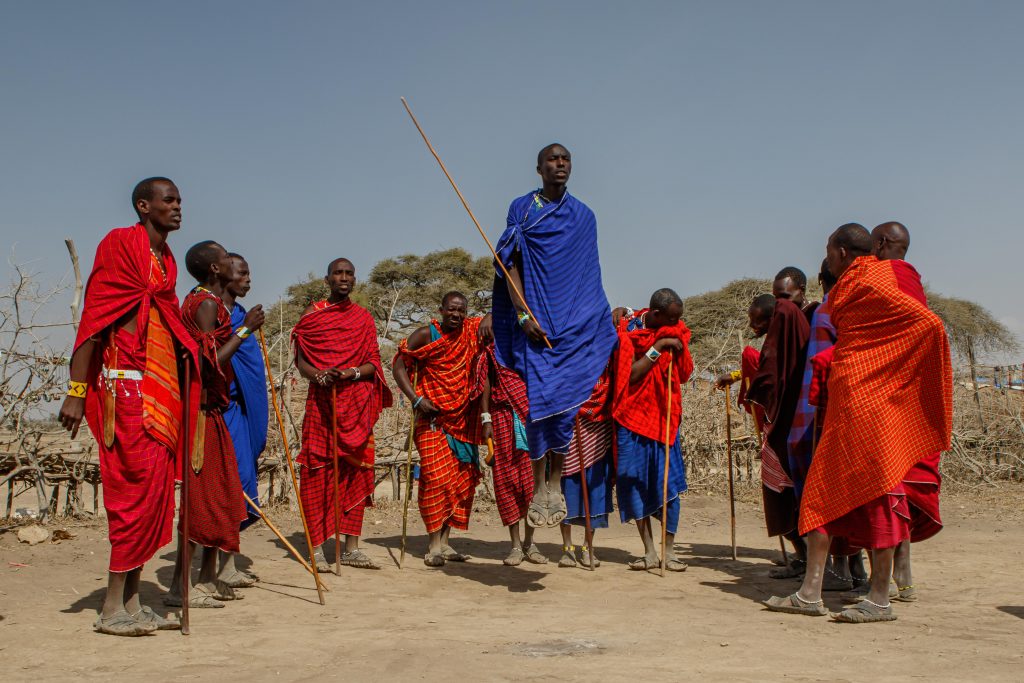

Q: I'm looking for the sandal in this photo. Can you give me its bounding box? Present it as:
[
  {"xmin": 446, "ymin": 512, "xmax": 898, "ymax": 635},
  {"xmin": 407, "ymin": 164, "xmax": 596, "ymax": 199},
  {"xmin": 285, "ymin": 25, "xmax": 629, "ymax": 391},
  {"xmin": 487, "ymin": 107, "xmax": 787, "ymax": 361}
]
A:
[
  {"xmin": 527, "ymin": 498, "xmax": 548, "ymax": 529},
  {"xmin": 579, "ymin": 545, "xmax": 600, "ymax": 568},
  {"xmin": 94, "ymin": 610, "xmax": 156, "ymax": 636},
  {"xmin": 664, "ymin": 557, "xmax": 688, "ymax": 572},
  {"xmin": 503, "ymin": 547, "xmax": 525, "ymax": 566},
  {"xmin": 313, "ymin": 550, "xmax": 333, "ymax": 573},
  {"xmin": 768, "ymin": 558, "xmax": 806, "ymax": 579},
  {"xmin": 523, "ymin": 544, "xmax": 548, "ymax": 565},
  {"xmin": 212, "ymin": 579, "xmax": 243, "ymax": 601},
  {"xmin": 762, "ymin": 593, "xmax": 828, "ymax": 616},
  {"xmin": 130, "ymin": 605, "xmax": 180, "ymax": 631},
  {"xmin": 628, "ymin": 556, "xmax": 659, "ymax": 571},
  {"xmin": 423, "ymin": 551, "xmax": 447, "ymax": 567},
  {"xmin": 220, "ymin": 569, "xmax": 258, "ymax": 588},
  {"xmin": 547, "ymin": 490, "xmax": 567, "ymax": 528},
  {"xmin": 831, "ymin": 599, "xmax": 897, "ymax": 623},
  {"xmin": 557, "ymin": 545, "xmax": 577, "ymax": 568},
  {"xmin": 162, "ymin": 589, "xmax": 225, "ymax": 609},
  {"xmin": 440, "ymin": 545, "xmax": 470, "ymax": 562},
  {"xmin": 339, "ymin": 549, "xmax": 381, "ymax": 570}
]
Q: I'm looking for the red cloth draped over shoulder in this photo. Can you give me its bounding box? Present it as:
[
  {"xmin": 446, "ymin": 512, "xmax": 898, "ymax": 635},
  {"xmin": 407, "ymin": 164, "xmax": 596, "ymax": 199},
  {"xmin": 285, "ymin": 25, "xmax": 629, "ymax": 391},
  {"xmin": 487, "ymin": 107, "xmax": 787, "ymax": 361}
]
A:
[
  {"xmin": 180, "ymin": 288, "xmax": 233, "ymax": 408},
  {"xmin": 76, "ymin": 224, "xmax": 199, "ymax": 455},
  {"xmin": 292, "ymin": 300, "xmax": 392, "ymax": 467},
  {"xmin": 396, "ymin": 317, "xmax": 483, "ymax": 444},
  {"xmin": 799, "ymin": 256, "xmax": 952, "ymax": 535},
  {"xmin": 612, "ymin": 319, "xmax": 694, "ymax": 443}
]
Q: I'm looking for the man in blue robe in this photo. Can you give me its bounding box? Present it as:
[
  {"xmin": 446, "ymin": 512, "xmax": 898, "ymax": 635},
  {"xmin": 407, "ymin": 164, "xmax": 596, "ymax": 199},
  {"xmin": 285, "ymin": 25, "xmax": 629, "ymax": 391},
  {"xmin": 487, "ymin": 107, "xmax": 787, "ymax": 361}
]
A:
[
  {"xmin": 218, "ymin": 253, "xmax": 269, "ymax": 587},
  {"xmin": 492, "ymin": 143, "xmax": 617, "ymax": 529}
]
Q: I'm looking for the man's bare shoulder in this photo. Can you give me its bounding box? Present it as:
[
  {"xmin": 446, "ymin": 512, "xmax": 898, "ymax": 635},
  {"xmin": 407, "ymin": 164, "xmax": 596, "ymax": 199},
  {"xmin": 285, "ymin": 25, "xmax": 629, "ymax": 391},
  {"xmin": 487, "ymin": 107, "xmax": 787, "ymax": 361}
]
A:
[{"xmin": 405, "ymin": 325, "xmax": 432, "ymax": 351}]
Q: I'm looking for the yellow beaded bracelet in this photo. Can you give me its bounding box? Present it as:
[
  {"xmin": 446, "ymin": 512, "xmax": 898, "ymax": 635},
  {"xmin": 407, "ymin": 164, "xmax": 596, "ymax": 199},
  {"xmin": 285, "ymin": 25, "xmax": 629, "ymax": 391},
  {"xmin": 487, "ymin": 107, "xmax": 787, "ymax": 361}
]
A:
[{"xmin": 67, "ymin": 381, "xmax": 88, "ymax": 398}]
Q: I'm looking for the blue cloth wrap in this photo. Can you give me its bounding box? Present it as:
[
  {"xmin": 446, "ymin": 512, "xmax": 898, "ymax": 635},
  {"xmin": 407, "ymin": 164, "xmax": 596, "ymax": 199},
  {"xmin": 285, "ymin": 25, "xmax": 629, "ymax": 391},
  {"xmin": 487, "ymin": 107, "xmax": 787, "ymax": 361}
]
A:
[
  {"xmin": 615, "ymin": 426, "xmax": 687, "ymax": 535},
  {"xmin": 560, "ymin": 455, "xmax": 614, "ymax": 528},
  {"xmin": 492, "ymin": 190, "xmax": 617, "ymax": 459},
  {"xmin": 224, "ymin": 303, "xmax": 268, "ymax": 528}
]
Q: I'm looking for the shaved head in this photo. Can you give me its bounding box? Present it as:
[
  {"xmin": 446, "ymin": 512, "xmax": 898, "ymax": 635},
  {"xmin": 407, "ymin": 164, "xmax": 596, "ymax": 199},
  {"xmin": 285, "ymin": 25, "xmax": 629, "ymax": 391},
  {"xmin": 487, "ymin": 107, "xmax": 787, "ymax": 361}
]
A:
[
  {"xmin": 872, "ymin": 221, "xmax": 910, "ymax": 261},
  {"xmin": 326, "ymin": 257, "xmax": 353, "ymax": 276}
]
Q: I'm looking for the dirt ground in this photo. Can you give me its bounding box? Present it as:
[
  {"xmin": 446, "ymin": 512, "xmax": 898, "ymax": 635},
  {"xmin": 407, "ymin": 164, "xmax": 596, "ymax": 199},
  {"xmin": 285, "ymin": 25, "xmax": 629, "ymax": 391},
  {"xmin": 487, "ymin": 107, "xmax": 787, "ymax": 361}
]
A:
[{"xmin": 1, "ymin": 488, "xmax": 1022, "ymax": 682}]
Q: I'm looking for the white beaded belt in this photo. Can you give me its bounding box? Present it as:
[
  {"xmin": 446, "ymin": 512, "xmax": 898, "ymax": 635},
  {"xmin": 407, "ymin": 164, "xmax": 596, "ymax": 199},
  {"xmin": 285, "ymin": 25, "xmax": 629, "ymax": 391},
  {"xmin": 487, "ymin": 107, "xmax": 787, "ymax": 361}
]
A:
[{"xmin": 103, "ymin": 368, "xmax": 143, "ymax": 381}]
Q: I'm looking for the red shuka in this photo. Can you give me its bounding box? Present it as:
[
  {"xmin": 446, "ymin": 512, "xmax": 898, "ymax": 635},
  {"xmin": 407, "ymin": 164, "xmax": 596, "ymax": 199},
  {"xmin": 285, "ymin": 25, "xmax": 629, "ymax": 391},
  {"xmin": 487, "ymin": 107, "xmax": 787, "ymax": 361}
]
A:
[
  {"xmin": 612, "ymin": 319, "xmax": 694, "ymax": 443},
  {"xmin": 799, "ymin": 256, "xmax": 952, "ymax": 535}
]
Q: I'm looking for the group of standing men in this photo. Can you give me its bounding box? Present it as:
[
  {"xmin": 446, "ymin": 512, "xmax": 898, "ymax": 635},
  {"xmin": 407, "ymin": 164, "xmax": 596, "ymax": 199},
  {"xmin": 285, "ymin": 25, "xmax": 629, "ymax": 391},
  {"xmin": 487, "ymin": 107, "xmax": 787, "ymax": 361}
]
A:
[
  {"xmin": 718, "ymin": 221, "xmax": 952, "ymax": 622},
  {"xmin": 60, "ymin": 141, "xmax": 952, "ymax": 636}
]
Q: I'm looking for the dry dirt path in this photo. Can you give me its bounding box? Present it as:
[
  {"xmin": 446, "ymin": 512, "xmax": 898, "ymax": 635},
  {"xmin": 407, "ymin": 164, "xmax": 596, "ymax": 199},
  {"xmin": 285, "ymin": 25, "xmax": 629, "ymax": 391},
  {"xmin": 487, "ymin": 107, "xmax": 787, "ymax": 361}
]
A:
[{"xmin": 1, "ymin": 491, "xmax": 1022, "ymax": 682}]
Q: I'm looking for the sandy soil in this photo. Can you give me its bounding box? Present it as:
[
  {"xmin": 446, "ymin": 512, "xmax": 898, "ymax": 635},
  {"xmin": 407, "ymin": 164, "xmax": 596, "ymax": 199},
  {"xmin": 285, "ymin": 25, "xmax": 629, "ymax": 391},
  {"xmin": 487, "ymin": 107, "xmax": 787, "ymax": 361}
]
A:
[{"xmin": 1, "ymin": 489, "xmax": 1022, "ymax": 682}]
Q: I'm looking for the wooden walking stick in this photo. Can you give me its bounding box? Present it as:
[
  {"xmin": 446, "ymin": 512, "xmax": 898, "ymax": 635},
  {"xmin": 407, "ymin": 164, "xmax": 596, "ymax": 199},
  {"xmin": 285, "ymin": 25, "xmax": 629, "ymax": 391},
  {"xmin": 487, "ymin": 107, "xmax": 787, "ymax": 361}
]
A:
[
  {"xmin": 399, "ymin": 369, "xmax": 419, "ymax": 569},
  {"xmin": 400, "ymin": 97, "xmax": 552, "ymax": 349},
  {"xmin": 242, "ymin": 492, "xmax": 321, "ymax": 579},
  {"xmin": 725, "ymin": 384, "xmax": 737, "ymax": 561},
  {"xmin": 573, "ymin": 415, "xmax": 594, "ymax": 571},
  {"xmin": 660, "ymin": 352, "xmax": 674, "ymax": 578},
  {"xmin": 258, "ymin": 329, "xmax": 326, "ymax": 604},
  {"xmin": 331, "ymin": 385, "xmax": 342, "ymax": 574},
  {"xmin": 180, "ymin": 357, "xmax": 192, "ymax": 635}
]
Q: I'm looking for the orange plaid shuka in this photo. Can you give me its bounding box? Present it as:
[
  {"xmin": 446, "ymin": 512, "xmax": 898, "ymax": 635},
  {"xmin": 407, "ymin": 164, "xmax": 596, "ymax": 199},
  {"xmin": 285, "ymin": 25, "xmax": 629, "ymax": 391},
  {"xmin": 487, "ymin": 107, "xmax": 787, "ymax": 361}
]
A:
[
  {"xmin": 799, "ymin": 256, "xmax": 952, "ymax": 535},
  {"xmin": 396, "ymin": 318, "xmax": 483, "ymax": 533}
]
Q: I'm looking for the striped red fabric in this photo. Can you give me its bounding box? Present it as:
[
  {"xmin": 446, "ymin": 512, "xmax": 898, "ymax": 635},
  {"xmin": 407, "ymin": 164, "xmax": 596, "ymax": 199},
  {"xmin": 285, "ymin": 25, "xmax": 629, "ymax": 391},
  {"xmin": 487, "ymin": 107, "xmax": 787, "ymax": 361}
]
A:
[
  {"xmin": 299, "ymin": 439, "xmax": 375, "ymax": 545},
  {"xmin": 397, "ymin": 318, "xmax": 483, "ymax": 443},
  {"xmin": 800, "ymin": 257, "xmax": 952, "ymax": 534},
  {"xmin": 477, "ymin": 348, "xmax": 533, "ymax": 526},
  {"xmin": 294, "ymin": 300, "xmax": 392, "ymax": 468},
  {"xmin": 415, "ymin": 423, "xmax": 481, "ymax": 533}
]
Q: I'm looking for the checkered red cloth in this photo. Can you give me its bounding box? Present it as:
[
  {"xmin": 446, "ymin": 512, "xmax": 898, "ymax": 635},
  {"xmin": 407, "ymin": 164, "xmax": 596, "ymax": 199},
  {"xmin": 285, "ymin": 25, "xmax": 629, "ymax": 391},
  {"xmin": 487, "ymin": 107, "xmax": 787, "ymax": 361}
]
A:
[
  {"xmin": 904, "ymin": 453, "xmax": 943, "ymax": 542},
  {"xmin": 612, "ymin": 319, "xmax": 694, "ymax": 443},
  {"xmin": 415, "ymin": 423, "xmax": 481, "ymax": 533},
  {"xmin": 181, "ymin": 288, "xmax": 234, "ymax": 409},
  {"xmin": 300, "ymin": 438, "xmax": 375, "ymax": 544},
  {"xmin": 737, "ymin": 346, "xmax": 767, "ymax": 425},
  {"xmin": 183, "ymin": 411, "xmax": 247, "ymax": 551},
  {"xmin": 396, "ymin": 318, "xmax": 483, "ymax": 443},
  {"xmin": 294, "ymin": 300, "xmax": 392, "ymax": 469},
  {"xmin": 799, "ymin": 256, "xmax": 952, "ymax": 534},
  {"xmin": 476, "ymin": 347, "xmax": 533, "ymax": 526}
]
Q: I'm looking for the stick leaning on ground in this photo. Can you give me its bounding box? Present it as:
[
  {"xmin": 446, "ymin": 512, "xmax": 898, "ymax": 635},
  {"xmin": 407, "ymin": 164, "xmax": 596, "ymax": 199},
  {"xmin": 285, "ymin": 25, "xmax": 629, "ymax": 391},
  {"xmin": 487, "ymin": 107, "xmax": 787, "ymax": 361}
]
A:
[
  {"xmin": 725, "ymin": 384, "xmax": 737, "ymax": 561},
  {"xmin": 399, "ymin": 369, "xmax": 419, "ymax": 569},
  {"xmin": 660, "ymin": 352, "xmax": 674, "ymax": 578},
  {"xmin": 574, "ymin": 414, "xmax": 594, "ymax": 571},
  {"xmin": 258, "ymin": 329, "xmax": 326, "ymax": 604},
  {"xmin": 180, "ymin": 357, "xmax": 192, "ymax": 635},
  {"xmin": 400, "ymin": 96, "xmax": 552, "ymax": 349}
]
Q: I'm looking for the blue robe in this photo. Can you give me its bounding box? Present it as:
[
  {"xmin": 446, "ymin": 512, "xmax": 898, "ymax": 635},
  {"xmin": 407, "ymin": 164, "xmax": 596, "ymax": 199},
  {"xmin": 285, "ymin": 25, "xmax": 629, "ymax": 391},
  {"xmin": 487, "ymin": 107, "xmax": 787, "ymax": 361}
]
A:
[
  {"xmin": 493, "ymin": 190, "xmax": 616, "ymax": 459},
  {"xmin": 615, "ymin": 427, "xmax": 687, "ymax": 535},
  {"xmin": 223, "ymin": 303, "xmax": 268, "ymax": 529}
]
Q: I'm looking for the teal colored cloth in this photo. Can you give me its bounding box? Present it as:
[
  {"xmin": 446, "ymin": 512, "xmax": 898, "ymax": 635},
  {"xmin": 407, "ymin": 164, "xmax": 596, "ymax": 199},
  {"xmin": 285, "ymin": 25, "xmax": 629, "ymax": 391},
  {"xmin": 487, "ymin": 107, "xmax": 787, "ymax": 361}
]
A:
[
  {"xmin": 446, "ymin": 435, "xmax": 479, "ymax": 465},
  {"xmin": 512, "ymin": 411, "xmax": 529, "ymax": 452}
]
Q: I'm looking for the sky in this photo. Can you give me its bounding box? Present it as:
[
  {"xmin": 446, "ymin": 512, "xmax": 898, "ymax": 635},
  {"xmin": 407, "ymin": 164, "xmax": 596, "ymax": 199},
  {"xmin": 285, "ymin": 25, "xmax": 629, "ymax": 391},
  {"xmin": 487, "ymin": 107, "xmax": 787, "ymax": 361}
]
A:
[{"xmin": 2, "ymin": 1, "xmax": 1022, "ymax": 357}]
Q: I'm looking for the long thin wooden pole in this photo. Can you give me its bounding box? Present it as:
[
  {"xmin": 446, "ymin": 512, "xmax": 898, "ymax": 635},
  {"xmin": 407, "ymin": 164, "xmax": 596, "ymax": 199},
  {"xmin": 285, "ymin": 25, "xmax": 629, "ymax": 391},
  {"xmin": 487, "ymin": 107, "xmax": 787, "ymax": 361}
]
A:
[
  {"xmin": 331, "ymin": 386, "xmax": 341, "ymax": 574},
  {"xmin": 725, "ymin": 384, "xmax": 737, "ymax": 561},
  {"xmin": 573, "ymin": 415, "xmax": 594, "ymax": 571},
  {"xmin": 242, "ymin": 492, "xmax": 324, "ymax": 582},
  {"xmin": 660, "ymin": 353, "xmax": 674, "ymax": 577},
  {"xmin": 400, "ymin": 96, "xmax": 551, "ymax": 349},
  {"xmin": 258, "ymin": 329, "xmax": 325, "ymax": 604},
  {"xmin": 180, "ymin": 358, "xmax": 191, "ymax": 635},
  {"xmin": 399, "ymin": 369, "xmax": 418, "ymax": 569}
]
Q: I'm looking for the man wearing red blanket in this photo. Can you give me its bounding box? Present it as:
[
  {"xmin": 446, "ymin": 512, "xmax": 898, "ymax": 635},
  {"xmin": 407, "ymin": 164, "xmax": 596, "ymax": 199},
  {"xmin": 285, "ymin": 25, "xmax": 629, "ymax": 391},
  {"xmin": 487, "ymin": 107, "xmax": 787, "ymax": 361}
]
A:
[
  {"xmin": 612, "ymin": 288, "xmax": 694, "ymax": 571},
  {"xmin": 293, "ymin": 258, "xmax": 392, "ymax": 571},
  {"xmin": 59, "ymin": 178, "xmax": 199, "ymax": 636},
  {"xmin": 872, "ymin": 221, "xmax": 944, "ymax": 603},
  {"xmin": 765, "ymin": 223, "xmax": 952, "ymax": 623}
]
